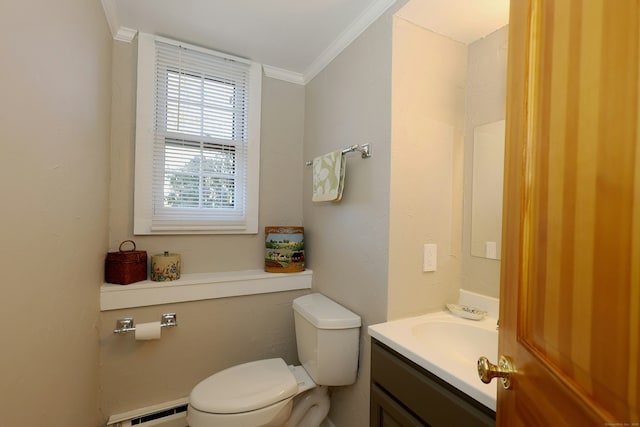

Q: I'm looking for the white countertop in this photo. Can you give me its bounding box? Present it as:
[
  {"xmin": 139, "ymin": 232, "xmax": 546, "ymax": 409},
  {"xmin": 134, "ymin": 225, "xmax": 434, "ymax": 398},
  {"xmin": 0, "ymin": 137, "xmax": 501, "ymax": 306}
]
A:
[{"xmin": 369, "ymin": 310, "xmax": 498, "ymax": 411}]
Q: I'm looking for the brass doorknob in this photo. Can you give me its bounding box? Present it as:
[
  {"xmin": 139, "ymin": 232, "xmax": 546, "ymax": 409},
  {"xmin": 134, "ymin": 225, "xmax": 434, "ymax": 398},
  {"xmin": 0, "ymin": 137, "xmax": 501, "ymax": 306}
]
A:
[{"xmin": 477, "ymin": 355, "xmax": 515, "ymax": 389}]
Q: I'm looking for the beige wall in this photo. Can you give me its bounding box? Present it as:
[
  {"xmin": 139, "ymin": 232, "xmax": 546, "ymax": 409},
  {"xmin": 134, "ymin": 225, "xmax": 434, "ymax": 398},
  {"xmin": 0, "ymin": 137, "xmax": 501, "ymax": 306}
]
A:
[
  {"xmin": 388, "ymin": 17, "xmax": 467, "ymax": 319},
  {"xmin": 461, "ymin": 26, "xmax": 509, "ymax": 298},
  {"xmin": 303, "ymin": 10, "xmax": 504, "ymax": 424},
  {"xmin": 302, "ymin": 3, "xmax": 407, "ymax": 426},
  {"xmin": 0, "ymin": 0, "xmax": 112, "ymax": 426},
  {"xmin": 100, "ymin": 10, "xmax": 505, "ymax": 425},
  {"xmin": 0, "ymin": 1, "xmax": 503, "ymax": 424},
  {"xmin": 99, "ymin": 290, "xmax": 308, "ymax": 419},
  {"xmin": 108, "ymin": 39, "xmax": 305, "ymax": 272},
  {"xmin": 101, "ymin": 39, "xmax": 307, "ymax": 421}
]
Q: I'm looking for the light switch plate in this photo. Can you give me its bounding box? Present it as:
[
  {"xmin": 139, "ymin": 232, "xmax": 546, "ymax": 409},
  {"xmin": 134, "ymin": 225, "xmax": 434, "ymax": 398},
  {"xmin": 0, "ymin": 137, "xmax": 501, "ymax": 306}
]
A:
[{"xmin": 423, "ymin": 243, "xmax": 437, "ymax": 272}]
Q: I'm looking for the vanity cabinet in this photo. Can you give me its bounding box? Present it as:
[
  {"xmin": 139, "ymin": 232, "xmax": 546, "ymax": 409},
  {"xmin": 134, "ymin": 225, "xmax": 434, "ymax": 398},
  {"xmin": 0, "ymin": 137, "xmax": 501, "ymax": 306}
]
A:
[{"xmin": 370, "ymin": 339, "xmax": 496, "ymax": 427}]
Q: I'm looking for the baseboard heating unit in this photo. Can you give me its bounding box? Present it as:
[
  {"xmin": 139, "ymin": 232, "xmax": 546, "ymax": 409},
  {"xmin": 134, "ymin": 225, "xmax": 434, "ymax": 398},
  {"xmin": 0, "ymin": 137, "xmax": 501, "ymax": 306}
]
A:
[{"xmin": 106, "ymin": 398, "xmax": 189, "ymax": 427}]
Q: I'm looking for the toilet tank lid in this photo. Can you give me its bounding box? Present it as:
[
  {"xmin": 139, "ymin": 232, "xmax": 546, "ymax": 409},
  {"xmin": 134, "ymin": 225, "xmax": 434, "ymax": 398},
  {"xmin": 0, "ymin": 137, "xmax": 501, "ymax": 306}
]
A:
[{"xmin": 293, "ymin": 293, "xmax": 361, "ymax": 329}]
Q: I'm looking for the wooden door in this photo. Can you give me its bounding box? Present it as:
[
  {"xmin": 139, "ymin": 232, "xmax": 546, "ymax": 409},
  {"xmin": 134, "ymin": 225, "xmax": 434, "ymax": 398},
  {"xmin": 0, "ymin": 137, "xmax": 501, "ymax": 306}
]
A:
[{"xmin": 499, "ymin": 0, "xmax": 640, "ymax": 425}]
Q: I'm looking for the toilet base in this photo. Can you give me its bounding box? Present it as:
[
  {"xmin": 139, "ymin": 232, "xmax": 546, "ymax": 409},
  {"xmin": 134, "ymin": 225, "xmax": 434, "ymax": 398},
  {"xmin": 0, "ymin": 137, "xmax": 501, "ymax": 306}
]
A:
[
  {"xmin": 188, "ymin": 398, "xmax": 292, "ymax": 427},
  {"xmin": 188, "ymin": 385, "xmax": 330, "ymax": 427},
  {"xmin": 285, "ymin": 386, "xmax": 330, "ymax": 427},
  {"xmin": 187, "ymin": 365, "xmax": 331, "ymax": 427}
]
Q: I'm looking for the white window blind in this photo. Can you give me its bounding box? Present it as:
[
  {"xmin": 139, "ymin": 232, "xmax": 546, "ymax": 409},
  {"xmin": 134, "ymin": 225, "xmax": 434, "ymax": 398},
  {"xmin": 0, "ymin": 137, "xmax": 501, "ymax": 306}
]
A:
[{"xmin": 134, "ymin": 33, "xmax": 261, "ymax": 234}]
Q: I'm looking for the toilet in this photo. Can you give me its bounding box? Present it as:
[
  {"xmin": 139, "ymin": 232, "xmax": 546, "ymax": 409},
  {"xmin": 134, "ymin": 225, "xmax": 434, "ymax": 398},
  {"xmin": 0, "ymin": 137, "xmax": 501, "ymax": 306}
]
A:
[{"xmin": 187, "ymin": 293, "xmax": 362, "ymax": 427}]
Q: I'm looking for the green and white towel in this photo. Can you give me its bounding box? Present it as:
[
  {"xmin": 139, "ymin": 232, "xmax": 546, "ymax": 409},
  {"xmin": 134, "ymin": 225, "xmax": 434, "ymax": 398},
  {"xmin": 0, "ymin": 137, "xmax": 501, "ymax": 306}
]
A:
[{"xmin": 312, "ymin": 150, "xmax": 346, "ymax": 202}]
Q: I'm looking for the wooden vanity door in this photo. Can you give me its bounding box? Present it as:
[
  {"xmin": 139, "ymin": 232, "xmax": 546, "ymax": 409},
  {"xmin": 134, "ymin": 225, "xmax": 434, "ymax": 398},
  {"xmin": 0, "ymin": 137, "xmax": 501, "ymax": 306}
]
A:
[{"xmin": 500, "ymin": 0, "xmax": 640, "ymax": 425}]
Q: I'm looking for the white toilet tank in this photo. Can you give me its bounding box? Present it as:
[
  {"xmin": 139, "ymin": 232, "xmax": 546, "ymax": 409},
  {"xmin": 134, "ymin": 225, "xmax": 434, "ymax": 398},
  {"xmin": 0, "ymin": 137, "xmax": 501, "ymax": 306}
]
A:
[{"xmin": 292, "ymin": 293, "xmax": 361, "ymax": 386}]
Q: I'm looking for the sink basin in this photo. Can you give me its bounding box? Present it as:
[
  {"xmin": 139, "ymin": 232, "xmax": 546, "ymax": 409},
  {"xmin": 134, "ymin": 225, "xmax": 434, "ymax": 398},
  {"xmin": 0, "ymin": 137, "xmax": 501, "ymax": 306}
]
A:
[
  {"xmin": 411, "ymin": 320, "xmax": 498, "ymax": 368},
  {"xmin": 369, "ymin": 311, "xmax": 498, "ymax": 411}
]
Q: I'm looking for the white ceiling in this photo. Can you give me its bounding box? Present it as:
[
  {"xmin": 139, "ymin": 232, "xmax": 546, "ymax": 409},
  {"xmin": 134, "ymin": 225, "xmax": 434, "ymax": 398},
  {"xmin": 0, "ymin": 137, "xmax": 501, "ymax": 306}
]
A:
[
  {"xmin": 397, "ymin": 0, "xmax": 510, "ymax": 44},
  {"xmin": 101, "ymin": 0, "xmax": 509, "ymax": 85}
]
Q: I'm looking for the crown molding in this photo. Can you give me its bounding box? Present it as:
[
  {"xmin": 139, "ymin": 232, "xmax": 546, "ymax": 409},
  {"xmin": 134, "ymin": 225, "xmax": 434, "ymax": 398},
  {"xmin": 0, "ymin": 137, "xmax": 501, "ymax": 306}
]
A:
[
  {"xmin": 262, "ymin": 65, "xmax": 305, "ymax": 85},
  {"xmin": 100, "ymin": 0, "xmax": 119, "ymax": 38},
  {"xmin": 303, "ymin": 0, "xmax": 398, "ymax": 84},
  {"xmin": 115, "ymin": 27, "xmax": 138, "ymax": 43},
  {"xmin": 100, "ymin": 0, "xmax": 397, "ymax": 83},
  {"xmin": 101, "ymin": 0, "xmax": 137, "ymax": 43}
]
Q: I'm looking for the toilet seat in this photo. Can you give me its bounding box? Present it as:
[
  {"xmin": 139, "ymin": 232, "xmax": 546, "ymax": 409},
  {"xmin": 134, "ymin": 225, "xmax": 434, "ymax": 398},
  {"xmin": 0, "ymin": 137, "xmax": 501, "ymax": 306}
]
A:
[
  {"xmin": 190, "ymin": 358, "xmax": 298, "ymax": 414},
  {"xmin": 187, "ymin": 398, "xmax": 293, "ymax": 427}
]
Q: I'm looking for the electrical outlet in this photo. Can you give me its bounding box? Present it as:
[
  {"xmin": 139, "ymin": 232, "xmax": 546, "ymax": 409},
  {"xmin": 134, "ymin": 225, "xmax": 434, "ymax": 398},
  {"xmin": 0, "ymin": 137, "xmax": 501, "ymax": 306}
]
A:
[{"xmin": 423, "ymin": 244, "xmax": 437, "ymax": 272}]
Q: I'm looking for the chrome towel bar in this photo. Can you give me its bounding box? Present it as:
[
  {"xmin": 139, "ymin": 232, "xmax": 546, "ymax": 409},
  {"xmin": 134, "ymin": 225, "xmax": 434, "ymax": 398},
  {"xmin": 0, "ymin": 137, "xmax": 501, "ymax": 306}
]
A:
[{"xmin": 305, "ymin": 143, "xmax": 371, "ymax": 166}]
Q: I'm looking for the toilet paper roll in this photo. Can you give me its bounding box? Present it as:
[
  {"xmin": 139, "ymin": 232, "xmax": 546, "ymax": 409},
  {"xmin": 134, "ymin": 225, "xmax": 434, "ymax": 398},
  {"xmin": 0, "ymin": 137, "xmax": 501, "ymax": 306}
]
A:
[{"xmin": 135, "ymin": 321, "xmax": 162, "ymax": 340}]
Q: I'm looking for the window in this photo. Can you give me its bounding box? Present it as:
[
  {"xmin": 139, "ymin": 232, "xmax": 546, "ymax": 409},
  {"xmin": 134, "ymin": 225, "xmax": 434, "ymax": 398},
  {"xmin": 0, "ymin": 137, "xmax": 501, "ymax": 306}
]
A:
[{"xmin": 134, "ymin": 33, "xmax": 261, "ymax": 234}]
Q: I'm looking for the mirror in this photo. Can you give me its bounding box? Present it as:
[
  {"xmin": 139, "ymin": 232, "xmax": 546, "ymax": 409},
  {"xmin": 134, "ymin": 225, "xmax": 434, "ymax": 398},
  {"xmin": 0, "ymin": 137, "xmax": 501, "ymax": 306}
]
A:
[{"xmin": 471, "ymin": 120, "xmax": 505, "ymax": 260}]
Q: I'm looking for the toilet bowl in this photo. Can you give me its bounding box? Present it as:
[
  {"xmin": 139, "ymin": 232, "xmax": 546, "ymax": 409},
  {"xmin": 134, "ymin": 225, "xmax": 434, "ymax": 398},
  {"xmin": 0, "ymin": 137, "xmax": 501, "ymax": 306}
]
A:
[{"xmin": 187, "ymin": 293, "xmax": 361, "ymax": 427}]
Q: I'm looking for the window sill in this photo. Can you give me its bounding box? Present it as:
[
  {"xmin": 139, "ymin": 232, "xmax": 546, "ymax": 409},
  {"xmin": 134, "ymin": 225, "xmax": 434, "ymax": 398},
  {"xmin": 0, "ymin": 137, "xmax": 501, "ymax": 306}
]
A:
[{"xmin": 100, "ymin": 269, "xmax": 312, "ymax": 311}]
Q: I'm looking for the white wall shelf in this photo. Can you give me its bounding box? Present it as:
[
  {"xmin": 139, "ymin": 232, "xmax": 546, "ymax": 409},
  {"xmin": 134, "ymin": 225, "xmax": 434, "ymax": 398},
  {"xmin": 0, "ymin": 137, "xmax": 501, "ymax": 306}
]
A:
[{"xmin": 100, "ymin": 269, "xmax": 313, "ymax": 311}]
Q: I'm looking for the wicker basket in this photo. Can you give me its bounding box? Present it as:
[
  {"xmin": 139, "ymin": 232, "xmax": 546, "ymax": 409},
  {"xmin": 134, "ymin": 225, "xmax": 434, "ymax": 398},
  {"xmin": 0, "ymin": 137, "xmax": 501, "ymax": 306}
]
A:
[{"xmin": 105, "ymin": 240, "xmax": 148, "ymax": 285}]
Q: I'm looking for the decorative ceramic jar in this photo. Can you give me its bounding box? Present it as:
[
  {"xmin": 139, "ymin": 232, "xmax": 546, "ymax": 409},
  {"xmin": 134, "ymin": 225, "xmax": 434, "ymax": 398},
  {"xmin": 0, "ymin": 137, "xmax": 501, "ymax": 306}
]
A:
[
  {"xmin": 265, "ymin": 226, "xmax": 305, "ymax": 273},
  {"xmin": 151, "ymin": 251, "xmax": 181, "ymax": 281}
]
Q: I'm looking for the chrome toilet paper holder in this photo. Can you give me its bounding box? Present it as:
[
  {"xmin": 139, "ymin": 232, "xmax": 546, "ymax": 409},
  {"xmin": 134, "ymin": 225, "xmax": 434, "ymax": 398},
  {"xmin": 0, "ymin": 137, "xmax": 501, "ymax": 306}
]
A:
[{"xmin": 113, "ymin": 313, "xmax": 178, "ymax": 334}]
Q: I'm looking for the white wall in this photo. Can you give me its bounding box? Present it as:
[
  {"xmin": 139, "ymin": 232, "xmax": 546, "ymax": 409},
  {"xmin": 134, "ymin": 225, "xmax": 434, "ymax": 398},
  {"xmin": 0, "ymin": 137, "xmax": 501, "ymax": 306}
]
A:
[
  {"xmin": 388, "ymin": 17, "xmax": 467, "ymax": 319},
  {"xmin": 0, "ymin": 0, "xmax": 112, "ymax": 425},
  {"xmin": 461, "ymin": 26, "xmax": 509, "ymax": 298}
]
